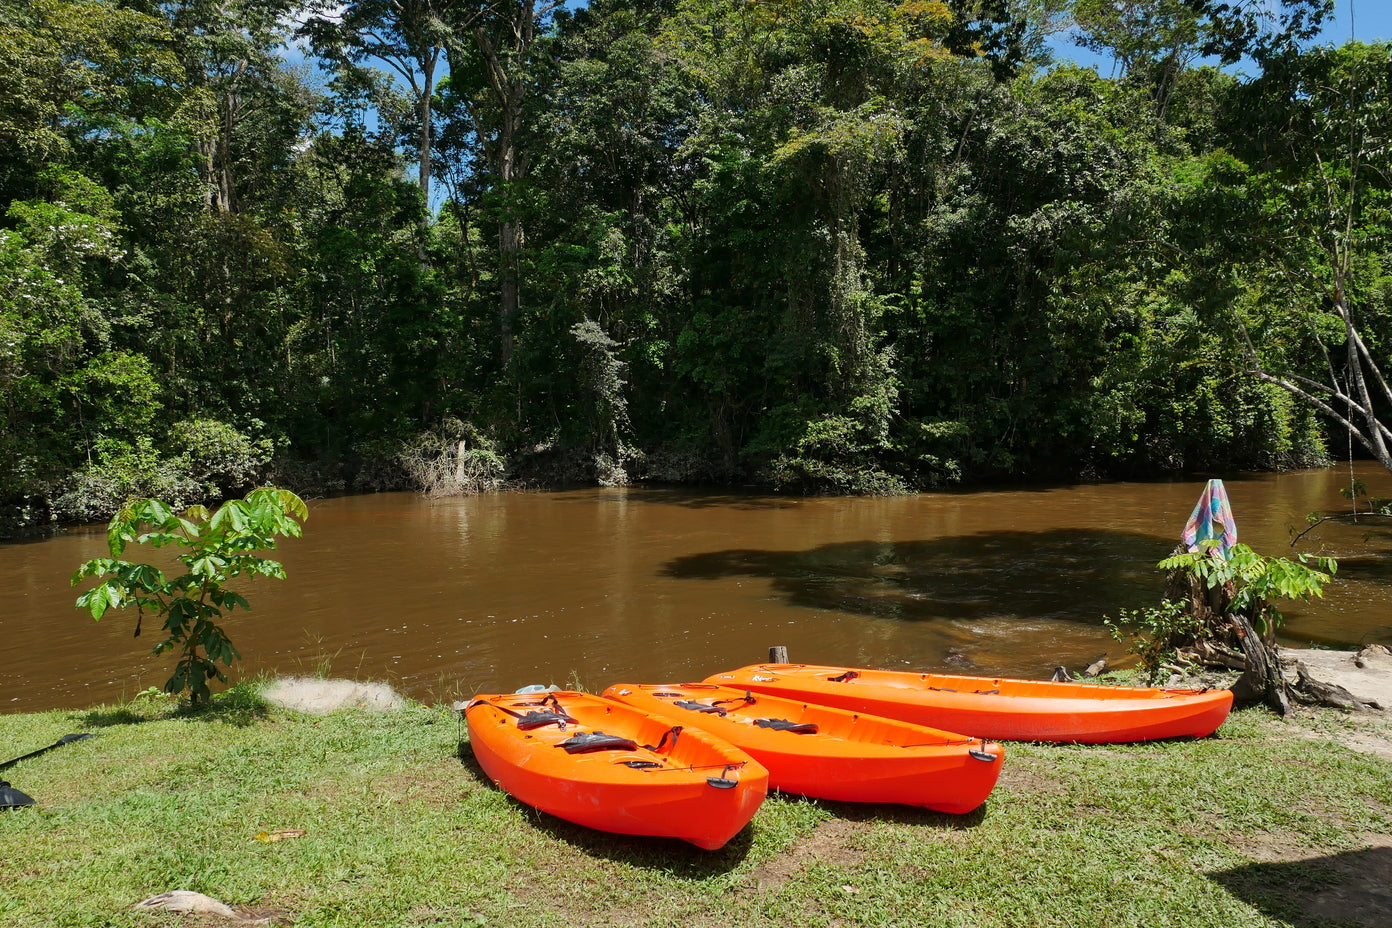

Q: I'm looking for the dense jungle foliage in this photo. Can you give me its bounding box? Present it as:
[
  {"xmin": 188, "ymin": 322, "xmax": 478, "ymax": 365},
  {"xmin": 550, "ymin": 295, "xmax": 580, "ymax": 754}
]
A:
[{"xmin": 2, "ymin": 0, "xmax": 1388, "ymax": 529}]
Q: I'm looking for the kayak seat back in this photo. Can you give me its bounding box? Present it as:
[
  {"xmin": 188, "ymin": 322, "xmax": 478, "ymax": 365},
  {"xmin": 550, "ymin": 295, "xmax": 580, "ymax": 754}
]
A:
[
  {"xmin": 556, "ymin": 731, "xmax": 640, "ymax": 754},
  {"xmin": 753, "ymin": 718, "xmax": 819, "ymax": 735}
]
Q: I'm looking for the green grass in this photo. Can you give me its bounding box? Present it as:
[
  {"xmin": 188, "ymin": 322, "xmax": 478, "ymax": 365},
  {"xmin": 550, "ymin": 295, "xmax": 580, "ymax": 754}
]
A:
[{"xmin": 1, "ymin": 686, "xmax": 1389, "ymax": 928}]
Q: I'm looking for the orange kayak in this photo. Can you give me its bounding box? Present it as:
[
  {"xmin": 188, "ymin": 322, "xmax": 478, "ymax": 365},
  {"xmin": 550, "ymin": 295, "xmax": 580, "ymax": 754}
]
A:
[
  {"xmin": 463, "ymin": 691, "xmax": 767, "ymax": 850},
  {"xmin": 705, "ymin": 664, "xmax": 1234, "ymax": 744},
  {"xmin": 601, "ymin": 682, "xmax": 1004, "ymax": 814}
]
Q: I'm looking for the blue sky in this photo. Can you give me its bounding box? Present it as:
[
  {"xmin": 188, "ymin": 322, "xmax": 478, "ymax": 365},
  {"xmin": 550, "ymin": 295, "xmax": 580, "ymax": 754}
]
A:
[
  {"xmin": 1324, "ymin": 0, "xmax": 1392, "ymax": 43},
  {"xmin": 283, "ymin": 1, "xmax": 1389, "ymax": 206},
  {"xmin": 1054, "ymin": 0, "xmax": 1392, "ymax": 71}
]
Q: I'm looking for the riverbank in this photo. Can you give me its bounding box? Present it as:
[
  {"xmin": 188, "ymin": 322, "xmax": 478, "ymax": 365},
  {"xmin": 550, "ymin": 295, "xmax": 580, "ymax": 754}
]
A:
[{"xmin": 1, "ymin": 681, "xmax": 1389, "ymax": 928}]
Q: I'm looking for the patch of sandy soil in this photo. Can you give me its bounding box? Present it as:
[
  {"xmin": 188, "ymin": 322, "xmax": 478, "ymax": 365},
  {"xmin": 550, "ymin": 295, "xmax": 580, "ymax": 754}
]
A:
[
  {"xmin": 1288, "ymin": 716, "xmax": 1392, "ymax": 763},
  {"xmin": 994, "ymin": 754, "xmax": 1068, "ymax": 797},
  {"xmin": 1277, "ymin": 645, "xmax": 1392, "ymax": 762},
  {"xmin": 746, "ymin": 818, "xmax": 865, "ymax": 892},
  {"xmin": 260, "ymin": 677, "xmax": 407, "ymax": 714}
]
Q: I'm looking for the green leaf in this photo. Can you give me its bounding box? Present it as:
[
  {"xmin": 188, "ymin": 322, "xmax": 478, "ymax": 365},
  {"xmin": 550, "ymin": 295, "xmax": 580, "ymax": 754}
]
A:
[
  {"xmin": 77, "ymin": 585, "xmax": 113, "ymax": 620},
  {"xmin": 71, "ymin": 557, "xmax": 124, "ymax": 585},
  {"xmin": 190, "ymin": 555, "xmax": 227, "ymax": 577}
]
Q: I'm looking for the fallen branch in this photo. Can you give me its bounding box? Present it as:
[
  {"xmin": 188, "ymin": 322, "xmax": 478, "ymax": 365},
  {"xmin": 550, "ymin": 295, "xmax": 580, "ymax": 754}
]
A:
[{"xmin": 1182, "ymin": 640, "xmax": 1249, "ymax": 671}]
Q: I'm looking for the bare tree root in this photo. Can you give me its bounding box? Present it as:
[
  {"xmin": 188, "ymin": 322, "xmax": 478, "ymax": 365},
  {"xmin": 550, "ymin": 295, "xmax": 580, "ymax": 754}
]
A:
[{"xmin": 1287, "ymin": 661, "xmax": 1381, "ymax": 711}]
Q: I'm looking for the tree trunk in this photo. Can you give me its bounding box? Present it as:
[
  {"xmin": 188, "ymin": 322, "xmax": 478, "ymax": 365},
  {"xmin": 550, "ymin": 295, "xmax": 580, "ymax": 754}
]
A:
[
  {"xmin": 499, "ymin": 214, "xmax": 520, "ymax": 366},
  {"xmin": 1290, "ymin": 661, "xmax": 1375, "ymax": 711},
  {"xmin": 492, "ymin": 72, "xmax": 523, "ymax": 369},
  {"xmin": 459, "ymin": 2, "xmax": 547, "ymax": 369},
  {"xmin": 416, "ymin": 52, "xmax": 436, "ymax": 269}
]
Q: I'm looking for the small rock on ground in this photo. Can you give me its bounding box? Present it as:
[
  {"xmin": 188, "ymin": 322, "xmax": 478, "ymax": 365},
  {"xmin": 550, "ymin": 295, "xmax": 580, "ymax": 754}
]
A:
[{"xmin": 134, "ymin": 891, "xmax": 270, "ymax": 924}]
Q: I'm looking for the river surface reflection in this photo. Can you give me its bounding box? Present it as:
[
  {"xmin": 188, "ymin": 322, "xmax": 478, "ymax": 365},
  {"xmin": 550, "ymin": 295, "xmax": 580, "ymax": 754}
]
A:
[{"xmin": 4, "ymin": 465, "xmax": 1392, "ymax": 712}]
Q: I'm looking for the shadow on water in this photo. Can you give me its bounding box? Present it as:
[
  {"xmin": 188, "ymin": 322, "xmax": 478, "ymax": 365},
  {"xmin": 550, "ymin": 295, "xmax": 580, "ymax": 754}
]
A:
[
  {"xmin": 562, "ymin": 476, "xmax": 1237, "ymax": 510},
  {"xmin": 1323, "ymin": 552, "xmax": 1392, "ymax": 585},
  {"xmin": 1210, "ymin": 845, "xmax": 1392, "ymax": 927},
  {"xmin": 663, "ymin": 529, "xmax": 1177, "ymax": 626}
]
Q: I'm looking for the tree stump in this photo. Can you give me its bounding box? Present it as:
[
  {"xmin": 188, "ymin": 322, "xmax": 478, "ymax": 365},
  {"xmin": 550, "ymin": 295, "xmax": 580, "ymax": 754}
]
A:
[{"xmin": 1228, "ymin": 613, "xmax": 1291, "ymax": 716}]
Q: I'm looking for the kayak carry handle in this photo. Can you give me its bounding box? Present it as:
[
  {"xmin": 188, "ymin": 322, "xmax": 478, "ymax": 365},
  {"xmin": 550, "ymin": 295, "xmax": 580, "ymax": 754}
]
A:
[
  {"xmin": 706, "ymin": 764, "xmax": 741, "ymax": 789},
  {"xmin": 753, "ymin": 718, "xmax": 819, "ymax": 734},
  {"xmin": 514, "ymin": 710, "xmax": 576, "ymax": 731},
  {"xmin": 467, "ymin": 698, "xmax": 577, "ymax": 731},
  {"xmin": 675, "ymin": 700, "xmax": 728, "ymax": 716},
  {"xmin": 968, "ymin": 740, "xmax": 999, "ymax": 762},
  {"xmin": 555, "ymin": 731, "xmax": 639, "ymax": 754},
  {"xmin": 713, "ymin": 691, "xmax": 757, "ymax": 708}
]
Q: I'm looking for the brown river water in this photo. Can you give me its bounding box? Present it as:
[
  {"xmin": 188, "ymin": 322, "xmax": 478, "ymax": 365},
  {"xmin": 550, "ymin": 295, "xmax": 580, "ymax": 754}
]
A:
[{"xmin": 4, "ymin": 465, "xmax": 1392, "ymax": 713}]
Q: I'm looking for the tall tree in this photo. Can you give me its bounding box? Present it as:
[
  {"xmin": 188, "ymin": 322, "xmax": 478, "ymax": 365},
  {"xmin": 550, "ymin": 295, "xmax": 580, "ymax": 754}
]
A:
[
  {"xmin": 1071, "ymin": 0, "xmax": 1204, "ymax": 117},
  {"xmin": 300, "ymin": 0, "xmax": 450, "ymax": 260},
  {"xmin": 157, "ymin": 0, "xmax": 302, "ymax": 216}
]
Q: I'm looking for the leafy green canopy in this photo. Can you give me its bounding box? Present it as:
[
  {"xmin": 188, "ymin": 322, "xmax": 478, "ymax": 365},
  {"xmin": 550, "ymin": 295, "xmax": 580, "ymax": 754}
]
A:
[{"xmin": 0, "ymin": 0, "xmax": 1386, "ymax": 514}]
